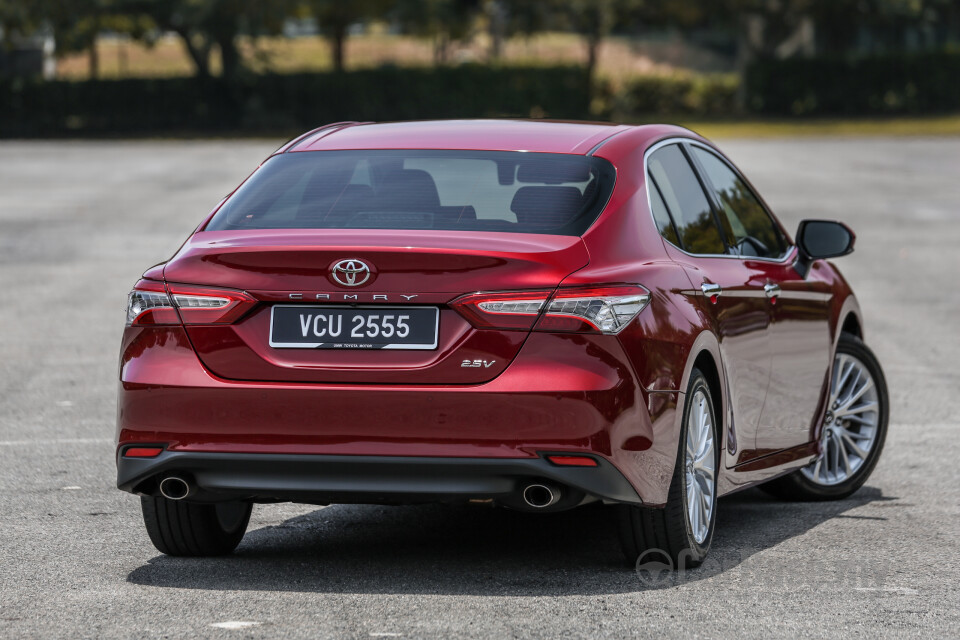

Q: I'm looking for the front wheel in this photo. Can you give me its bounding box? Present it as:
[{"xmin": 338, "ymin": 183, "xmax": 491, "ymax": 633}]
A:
[
  {"xmin": 618, "ymin": 367, "xmax": 719, "ymax": 568},
  {"xmin": 762, "ymin": 332, "xmax": 889, "ymax": 501},
  {"xmin": 141, "ymin": 497, "xmax": 252, "ymax": 556}
]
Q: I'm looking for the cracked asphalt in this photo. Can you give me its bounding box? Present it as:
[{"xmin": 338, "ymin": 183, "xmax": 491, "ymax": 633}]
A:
[{"xmin": 1, "ymin": 136, "xmax": 958, "ymax": 638}]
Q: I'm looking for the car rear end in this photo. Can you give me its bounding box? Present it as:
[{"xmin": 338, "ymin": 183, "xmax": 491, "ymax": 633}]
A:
[{"xmin": 117, "ymin": 146, "xmax": 654, "ymax": 512}]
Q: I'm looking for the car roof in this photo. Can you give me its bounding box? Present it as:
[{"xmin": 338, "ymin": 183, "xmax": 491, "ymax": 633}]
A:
[{"xmin": 285, "ymin": 119, "xmax": 642, "ymax": 155}]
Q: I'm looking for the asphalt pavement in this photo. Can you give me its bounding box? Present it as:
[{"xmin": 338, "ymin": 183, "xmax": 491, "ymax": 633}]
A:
[{"xmin": 0, "ymin": 136, "xmax": 958, "ymax": 638}]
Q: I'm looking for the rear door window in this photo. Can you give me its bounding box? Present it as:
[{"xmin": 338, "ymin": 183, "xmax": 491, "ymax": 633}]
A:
[{"xmin": 647, "ymin": 144, "xmax": 727, "ymax": 255}]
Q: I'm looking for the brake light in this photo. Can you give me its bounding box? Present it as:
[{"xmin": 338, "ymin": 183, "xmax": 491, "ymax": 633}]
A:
[
  {"xmin": 167, "ymin": 284, "xmax": 256, "ymax": 325},
  {"xmin": 126, "ymin": 281, "xmax": 256, "ymax": 326},
  {"xmin": 536, "ymin": 285, "xmax": 650, "ymax": 334},
  {"xmin": 451, "ymin": 290, "xmax": 551, "ymax": 330},
  {"xmin": 126, "ymin": 280, "xmax": 178, "ymax": 326},
  {"xmin": 451, "ymin": 285, "xmax": 650, "ymax": 334}
]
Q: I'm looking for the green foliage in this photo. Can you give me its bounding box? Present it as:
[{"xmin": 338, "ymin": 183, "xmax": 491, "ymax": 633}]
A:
[
  {"xmin": 0, "ymin": 65, "xmax": 591, "ymax": 136},
  {"xmin": 746, "ymin": 49, "xmax": 960, "ymax": 115},
  {"xmin": 117, "ymin": 0, "xmax": 296, "ymax": 78},
  {"xmin": 606, "ymin": 73, "xmax": 740, "ymax": 119},
  {"xmin": 392, "ymin": 0, "xmax": 482, "ymax": 64}
]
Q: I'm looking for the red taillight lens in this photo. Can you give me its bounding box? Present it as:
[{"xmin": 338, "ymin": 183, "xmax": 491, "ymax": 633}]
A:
[
  {"xmin": 452, "ymin": 285, "xmax": 651, "ymax": 334},
  {"xmin": 167, "ymin": 284, "xmax": 256, "ymax": 325},
  {"xmin": 126, "ymin": 280, "xmax": 178, "ymax": 326},
  {"xmin": 126, "ymin": 281, "xmax": 256, "ymax": 326},
  {"xmin": 451, "ymin": 290, "xmax": 552, "ymax": 330},
  {"xmin": 536, "ymin": 285, "xmax": 650, "ymax": 334}
]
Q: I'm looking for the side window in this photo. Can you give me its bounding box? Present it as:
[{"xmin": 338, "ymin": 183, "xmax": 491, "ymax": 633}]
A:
[
  {"xmin": 648, "ymin": 177, "xmax": 680, "ymax": 247},
  {"xmin": 648, "ymin": 144, "xmax": 727, "ymax": 255},
  {"xmin": 691, "ymin": 147, "xmax": 787, "ymax": 260}
]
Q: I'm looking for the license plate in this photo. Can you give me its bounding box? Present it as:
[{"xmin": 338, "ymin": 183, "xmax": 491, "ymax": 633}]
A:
[{"xmin": 269, "ymin": 306, "xmax": 439, "ymax": 350}]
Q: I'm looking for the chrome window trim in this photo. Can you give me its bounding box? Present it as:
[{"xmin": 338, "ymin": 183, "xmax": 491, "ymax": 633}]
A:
[{"xmin": 642, "ymin": 137, "xmax": 797, "ymax": 265}]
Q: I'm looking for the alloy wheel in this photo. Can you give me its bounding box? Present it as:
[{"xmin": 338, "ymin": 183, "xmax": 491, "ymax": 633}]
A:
[
  {"xmin": 802, "ymin": 353, "xmax": 881, "ymax": 486},
  {"xmin": 685, "ymin": 389, "xmax": 716, "ymax": 545}
]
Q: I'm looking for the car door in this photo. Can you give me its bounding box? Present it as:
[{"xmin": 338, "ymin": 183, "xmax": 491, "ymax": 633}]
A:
[
  {"xmin": 688, "ymin": 145, "xmax": 833, "ymax": 453},
  {"xmin": 646, "ymin": 142, "xmax": 772, "ymax": 466}
]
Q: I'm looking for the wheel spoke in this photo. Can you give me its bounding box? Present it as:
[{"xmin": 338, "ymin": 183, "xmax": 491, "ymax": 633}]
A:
[
  {"xmin": 838, "ymin": 436, "xmax": 852, "ymax": 475},
  {"xmin": 833, "ymin": 357, "xmax": 853, "ymax": 398},
  {"xmin": 841, "ymin": 378, "xmax": 874, "ymax": 410},
  {"xmin": 840, "ymin": 429, "xmax": 870, "ymax": 458},
  {"xmin": 837, "ymin": 401, "xmax": 878, "ymax": 418}
]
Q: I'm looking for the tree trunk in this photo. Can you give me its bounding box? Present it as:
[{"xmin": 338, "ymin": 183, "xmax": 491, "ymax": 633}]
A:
[
  {"xmin": 88, "ymin": 40, "xmax": 99, "ymax": 80},
  {"xmin": 331, "ymin": 23, "xmax": 347, "ymax": 72},
  {"xmin": 488, "ymin": 1, "xmax": 505, "ymax": 61},
  {"xmin": 218, "ymin": 33, "xmax": 240, "ymax": 80},
  {"xmin": 585, "ymin": 34, "xmax": 601, "ymax": 101},
  {"xmin": 177, "ymin": 30, "xmax": 212, "ymax": 80}
]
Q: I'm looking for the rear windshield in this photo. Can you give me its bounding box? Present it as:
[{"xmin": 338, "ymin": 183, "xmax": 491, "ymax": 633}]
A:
[{"xmin": 205, "ymin": 150, "xmax": 616, "ymax": 236}]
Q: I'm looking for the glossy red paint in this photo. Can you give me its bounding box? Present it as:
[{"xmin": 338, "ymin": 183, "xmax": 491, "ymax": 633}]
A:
[{"xmin": 117, "ymin": 120, "xmax": 863, "ymax": 508}]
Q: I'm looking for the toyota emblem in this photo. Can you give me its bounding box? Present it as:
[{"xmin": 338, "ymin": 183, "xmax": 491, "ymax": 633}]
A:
[{"xmin": 330, "ymin": 259, "xmax": 372, "ymax": 287}]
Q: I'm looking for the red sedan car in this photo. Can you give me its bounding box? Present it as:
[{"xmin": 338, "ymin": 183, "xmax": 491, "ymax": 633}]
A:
[{"xmin": 117, "ymin": 120, "xmax": 887, "ymax": 567}]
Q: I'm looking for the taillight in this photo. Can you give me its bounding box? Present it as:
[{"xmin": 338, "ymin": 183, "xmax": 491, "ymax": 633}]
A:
[
  {"xmin": 450, "ymin": 290, "xmax": 552, "ymax": 330},
  {"xmin": 126, "ymin": 280, "xmax": 178, "ymax": 326},
  {"xmin": 166, "ymin": 284, "xmax": 256, "ymax": 325},
  {"xmin": 452, "ymin": 285, "xmax": 650, "ymax": 334},
  {"xmin": 536, "ymin": 285, "xmax": 650, "ymax": 334},
  {"xmin": 126, "ymin": 280, "xmax": 256, "ymax": 326}
]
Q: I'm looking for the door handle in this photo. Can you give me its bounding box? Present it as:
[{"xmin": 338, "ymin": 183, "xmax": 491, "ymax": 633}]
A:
[
  {"xmin": 764, "ymin": 283, "xmax": 781, "ymax": 302},
  {"xmin": 701, "ymin": 282, "xmax": 722, "ymax": 304}
]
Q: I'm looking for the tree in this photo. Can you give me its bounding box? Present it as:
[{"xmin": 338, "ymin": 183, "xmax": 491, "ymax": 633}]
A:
[
  {"xmin": 308, "ymin": 0, "xmax": 390, "ymax": 72},
  {"xmin": 394, "ymin": 0, "xmax": 481, "ymax": 65},
  {"xmin": 120, "ymin": 0, "xmax": 293, "ymax": 80},
  {"xmin": 501, "ymin": 0, "xmax": 643, "ymax": 93}
]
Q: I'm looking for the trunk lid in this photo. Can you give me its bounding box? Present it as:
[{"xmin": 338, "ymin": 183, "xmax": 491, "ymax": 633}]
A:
[{"xmin": 164, "ymin": 229, "xmax": 588, "ymax": 384}]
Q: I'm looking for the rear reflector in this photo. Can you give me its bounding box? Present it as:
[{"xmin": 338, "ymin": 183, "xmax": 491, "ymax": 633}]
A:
[
  {"xmin": 546, "ymin": 455, "xmax": 599, "ymax": 467},
  {"xmin": 124, "ymin": 447, "xmax": 164, "ymax": 458}
]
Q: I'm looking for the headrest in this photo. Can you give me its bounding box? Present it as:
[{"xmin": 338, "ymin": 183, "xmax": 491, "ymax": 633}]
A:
[
  {"xmin": 516, "ymin": 160, "xmax": 591, "ymax": 184},
  {"xmin": 378, "ymin": 169, "xmax": 441, "ymax": 210},
  {"xmin": 509, "ymin": 186, "xmax": 583, "ymax": 228}
]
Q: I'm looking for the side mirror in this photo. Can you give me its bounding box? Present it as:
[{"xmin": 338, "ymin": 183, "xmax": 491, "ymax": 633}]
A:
[{"xmin": 795, "ymin": 219, "xmax": 855, "ymax": 278}]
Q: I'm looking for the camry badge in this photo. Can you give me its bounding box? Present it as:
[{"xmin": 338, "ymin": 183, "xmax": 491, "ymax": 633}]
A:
[{"xmin": 330, "ymin": 259, "xmax": 372, "ymax": 287}]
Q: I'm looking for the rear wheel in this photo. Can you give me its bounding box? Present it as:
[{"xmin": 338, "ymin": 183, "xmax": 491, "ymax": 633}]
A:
[
  {"xmin": 141, "ymin": 497, "xmax": 252, "ymax": 556},
  {"xmin": 761, "ymin": 332, "xmax": 888, "ymax": 501},
  {"xmin": 618, "ymin": 367, "xmax": 719, "ymax": 568}
]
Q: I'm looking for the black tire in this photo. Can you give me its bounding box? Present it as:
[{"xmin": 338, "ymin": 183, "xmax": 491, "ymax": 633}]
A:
[
  {"xmin": 761, "ymin": 332, "xmax": 888, "ymax": 501},
  {"xmin": 141, "ymin": 497, "xmax": 252, "ymax": 556},
  {"xmin": 618, "ymin": 367, "xmax": 720, "ymax": 569}
]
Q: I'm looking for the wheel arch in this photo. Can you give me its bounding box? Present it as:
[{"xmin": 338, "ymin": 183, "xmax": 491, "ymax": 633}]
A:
[{"xmin": 676, "ymin": 330, "xmax": 733, "ymax": 470}]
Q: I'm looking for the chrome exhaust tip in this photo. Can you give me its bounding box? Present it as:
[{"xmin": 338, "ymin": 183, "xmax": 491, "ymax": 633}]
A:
[
  {"xmin": 158, "ymin": 476, "xmax": 191, "ymax": 501},
  {"xmin": 522, "ymin": 483, "xmax": 560, "ymax": 509}
]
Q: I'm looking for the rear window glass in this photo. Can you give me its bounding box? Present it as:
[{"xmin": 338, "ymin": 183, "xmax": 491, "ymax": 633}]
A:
[{"xmin": 205, "ymin": 150, "xmax": 616, "ymax": 236}]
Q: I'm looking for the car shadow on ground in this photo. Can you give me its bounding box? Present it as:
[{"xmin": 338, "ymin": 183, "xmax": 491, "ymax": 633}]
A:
[{"xmin": 127, "ymin": 486, "xmax": 896, "ymax": 596}]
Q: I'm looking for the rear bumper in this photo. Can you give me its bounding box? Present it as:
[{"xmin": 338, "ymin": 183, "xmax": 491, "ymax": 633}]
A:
[
  {"xmin": 116, "ymin": 449, "xmax": 642, "ymax": 506},
  {"xmin": 117, "ymin": 326, "xmax": 682, "ymax": 505}
]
